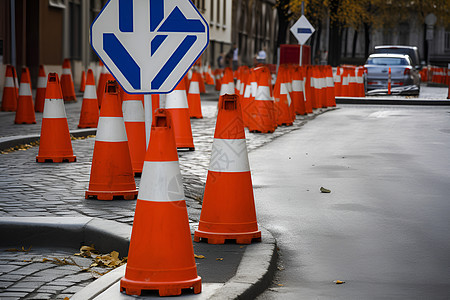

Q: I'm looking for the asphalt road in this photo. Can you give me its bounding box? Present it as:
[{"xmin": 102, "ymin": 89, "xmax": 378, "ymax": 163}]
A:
[{"xmin": 252, "ymin": 105, "xmax": 450, "ymax": 299}]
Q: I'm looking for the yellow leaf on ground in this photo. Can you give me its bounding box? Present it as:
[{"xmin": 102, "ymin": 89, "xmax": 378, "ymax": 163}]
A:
[{"xmin": 194, "ymin": 254, "xmax": 205, "ymax": 259}]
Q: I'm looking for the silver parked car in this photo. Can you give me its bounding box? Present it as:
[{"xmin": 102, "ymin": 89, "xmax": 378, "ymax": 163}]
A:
[{"xmin": 364, "ymin": 53, "xmax": 421, "ymax": 95}]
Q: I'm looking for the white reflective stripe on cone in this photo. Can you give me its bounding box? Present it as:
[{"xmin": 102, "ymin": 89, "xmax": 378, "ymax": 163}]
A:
[
  {"xmin": 165, "ymin": 90, "xmax": 188, "ymax": 109},
  {"xmin": 292, "ymin": 80, "xmax": 302, "ymax": 92},
  {"xmin": 96, "ymin": 117, "xmax": 128, "ymax": 142},
  {"xmin": 255, "ymin": 85, "xmax": 271, "ymax": 101},
  {"xmin": 62, "ymin": 68, "xmax": 72, "ymax": 75},
  {"xmin": 326, "ymin": 77, "xmax": 334, "ymax": 87},
  {"xmin": 243, "ymin": 84, "xmax": 252, "ymax": 98},
  {"xmin": 220, "ymin": 82, "xmax": 235, "ymax": 96},
  {"xmin": 37, "ymin": 76, "xmax": 47, "ymax": 88},
  {"xmin": 342, "ymin": 76, "xmax": 349, "ymax": 85},
  {"xmin": 19, "ymin": 83, "xmax": 32, "ymax": 96},
  {"xmin": 138, "ymin": 161, "xmax": 185, "ymax": 202},
  {"xmin": 83, "ymin": 85, "xmax": 97, "ymax": 100},
  {"xmin": 209, "ymin": 138, "xmax": 250, "ymax": 172},
  {"xmin": 4, "ymin": 77, "xmax": 15, "ymax": 88},
  {"xmin": 280, "ymin": 83, "xmax": 291, "ymax": 105},
  {"xmin": 43, "ymin": 99, "xmax": 67, "ymax": 118},
  {"xmin": 334, "ymin": 75, "xmax": 341, "ymax": 83},
  {"xmin": 122, "ymin": 100, "xmax": 145, "ymax": 122},
  {"xmin": 189, "ymin": 81, "xmax": 200, "ymax": 94},
  {"xmin": 251, "ymin": 82, "xmax": 258, "ymax": 97}
]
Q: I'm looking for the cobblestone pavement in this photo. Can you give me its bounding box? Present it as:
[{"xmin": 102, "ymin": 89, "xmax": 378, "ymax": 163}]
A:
[{"xmin": 0, "ymin": 87, "xmax": 332, "ymax": 299}]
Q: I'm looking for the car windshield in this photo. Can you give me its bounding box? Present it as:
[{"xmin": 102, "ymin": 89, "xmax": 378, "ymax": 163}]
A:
[{"xmin": 367, "ymin": 57, "xmax": 408, "ymax": 66}]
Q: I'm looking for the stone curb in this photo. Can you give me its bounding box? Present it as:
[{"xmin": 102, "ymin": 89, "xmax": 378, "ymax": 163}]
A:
[
  {"xmin": 0, "ymin": 128, "xmax": 96, "ymax": 151},
  {"xmin": 1, "ymin": 217, "xmax": 277, "ymax": 299},
  {"xmin": 0, "ymin": 217, "xmax": 131, "ymax": 255},
  {"xmin": 336, "ymin": 97, "xmax": 450, "ymax": 106}
]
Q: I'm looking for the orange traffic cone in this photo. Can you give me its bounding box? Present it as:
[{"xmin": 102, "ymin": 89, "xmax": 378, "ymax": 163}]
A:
[
  {"xmin": 85, "ymin": 80, "xmax": 138, "ymax": 200},
  {"xmin": 241, "ymin": 69, "xmax": 257, "ymax": 128},
  {"xmin": 273, "ymin": 65, "xmax": 294, "ymax": 126},
  {"xmin": 78, "ymin": 69, "xmax": 99, "ymax": 128},
  {"xmin": 35, "ymin": 65, "xmax": 47, "ymax": 112},
  {"xmin": 214, "ymin": 69, "xmax": 222, "ymax": 91},
  {"xmin": 304, "ymin": 66, "xmax": 314, "ymax": 109},
  {"xmin": 1, "ymin": 65, "xmax": 18, "ymax": 111},
  {"xmin": 198, "ymin": 71, "xmax": 206, "ymax": 94},
  {"xmin": 325, "ymin": 66, "xmax": 336, "ymax": 107},
  {"xmin": 194, "ymin": 94, "xmax": 261, "ymax": 244},
  {"xmin": 220, "ymin": 67, "xmax": 235, "ymax": 96},
  {"xmin": 61, "ymin": 59, "xmax": 77, "ymax": 102},
  {"xmin": 120, "ymin": 109, "xmax": 202, "ymax": 296},
  {"xmin": 36, "ymin": 73, "xmax": 76, "ymax": 163},
  {"xmin": 247, "ymin": 67, "xmax": 276, "ymax": 133},
  {"xmin": 291, "ymin": 65, "xmax": 307, "ymax": 115},
  {"xmin": 80, "ymin": 70, "xmax": 86, "ymax": 92},
  {"xmin": 334, "ymin": 67, "xmax": 342, "ymax": 97},
  {"xmin": 15, "ymin": 67, "xmax": 36, "ymax": 124},
  {"xmin": 97, "ymin": 64, "xmax": 114, "ymax": 108},
  {"xmin": 122, "ymin": 92, "xmax": 146, "ymax": 176},
  {"xmin": 165, "ymin": 76, "xmax": 195, "ymax": 150},
  {"xmin": 187, "ymin": 71, "xmax": 203, "ymax": 119}
]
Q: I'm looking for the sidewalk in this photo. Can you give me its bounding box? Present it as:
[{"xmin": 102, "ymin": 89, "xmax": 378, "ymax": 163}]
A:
[{"xmin": 0, "ymin": 85, "xmax": 331, "ymax": 299}]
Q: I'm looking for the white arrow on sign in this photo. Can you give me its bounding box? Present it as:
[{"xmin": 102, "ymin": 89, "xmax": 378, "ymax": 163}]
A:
[
  {"xmin": 290, "ymin": 15, "xmax": 315, "ymax": 45},
  {"xmin": 91, "ymin": 0, "xmax": 209, "ymax": 94}
]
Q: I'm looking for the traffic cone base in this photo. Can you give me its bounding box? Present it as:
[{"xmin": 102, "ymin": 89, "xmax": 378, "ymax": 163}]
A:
[
  {"xmin": 120, "ymin": 277, "xmax": 201, "ymax": 296},
  {"xmin": 193, "ymin": 230, "xmax": 261, "ymax": 245}
]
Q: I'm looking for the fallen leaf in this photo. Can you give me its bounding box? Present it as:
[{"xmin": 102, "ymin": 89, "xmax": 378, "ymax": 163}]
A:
[
  {"xmin": 216, "ymin": 258, "xmax": 223, "ymax": 261},
  {"xmin": 5, "ymin": 246, "xmax": 32, "ymax": 252},
  {"xmin": 334, "ymin": 280, "xmax": 345, "ymax": 284},
  {"xmin": 320, "ymin": 187, "xmax": 331, "ymax": 193},
  {"xmin": 194, "ymin": 254, "xmax": 205, "ymax": 259},
  {"xmin": 277, "ymin": 284, "xmax": 284, "ymax": 287}
]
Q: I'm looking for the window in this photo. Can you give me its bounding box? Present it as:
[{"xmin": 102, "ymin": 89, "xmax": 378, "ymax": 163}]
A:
[
  {"xmin": 445, "ymin": 31, "xmax": 450, "ymax": 52},
  {"xmin": 216, "ymin": 0, "xmax": 220, "ymax": 26},
  {"xmin": 223, "ymin": 0, "xmax": 226, "ymax": 28},
  {"xmin": 210, "ymin": 0, "xmax": 214, "ymax": 24},
  {"xmin": 70, "ymin": 0, "xmax": 81, "ymax": 59}
]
